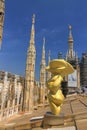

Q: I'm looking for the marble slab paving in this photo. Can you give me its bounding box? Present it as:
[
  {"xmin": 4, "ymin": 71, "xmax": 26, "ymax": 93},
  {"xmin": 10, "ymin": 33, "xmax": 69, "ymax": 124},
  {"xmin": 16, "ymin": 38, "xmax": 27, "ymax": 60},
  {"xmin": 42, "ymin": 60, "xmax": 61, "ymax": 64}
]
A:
[{"xmin": 47, "ymin": 126, "xmax": 76, "ymax": 130}]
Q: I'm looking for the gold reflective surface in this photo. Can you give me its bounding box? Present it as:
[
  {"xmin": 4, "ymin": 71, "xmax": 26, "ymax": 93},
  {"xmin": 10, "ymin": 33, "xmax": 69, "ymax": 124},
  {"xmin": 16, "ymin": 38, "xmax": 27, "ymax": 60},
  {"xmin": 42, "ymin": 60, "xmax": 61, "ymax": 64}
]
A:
[{"xmin": 46, "ymin": 59, "xmax": 74, "ymax": 115}]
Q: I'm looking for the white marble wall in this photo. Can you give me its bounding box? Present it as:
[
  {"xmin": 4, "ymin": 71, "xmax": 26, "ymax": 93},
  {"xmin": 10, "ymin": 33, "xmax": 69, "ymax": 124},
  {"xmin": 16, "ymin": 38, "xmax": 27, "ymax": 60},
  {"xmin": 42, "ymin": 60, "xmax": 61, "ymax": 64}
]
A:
[{"xmin": 0, "ymin": 72, "xmax": 24, "ymax": 121}]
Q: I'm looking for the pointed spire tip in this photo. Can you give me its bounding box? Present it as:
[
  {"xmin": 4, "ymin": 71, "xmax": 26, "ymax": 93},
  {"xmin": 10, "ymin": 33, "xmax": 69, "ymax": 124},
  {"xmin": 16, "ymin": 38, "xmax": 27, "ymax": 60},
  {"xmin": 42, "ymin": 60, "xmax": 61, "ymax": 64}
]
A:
[
  {"xmin": 69, "ymin": 25, "xmax": 72, "ymax": 30},
  {"xmin": 32, "ymin": 14, "xmax": 35, "ymax": 24},
  {"xmin": 43, "ymin": 37, "xmax": 46, "ymax": 48},
  {"xmin": 48, "ymin": 50, "xmax": 51, "ymax": 56},
  {"xmin": 43, "ymin": 37, "xmax": 45, "ymax": 43}
]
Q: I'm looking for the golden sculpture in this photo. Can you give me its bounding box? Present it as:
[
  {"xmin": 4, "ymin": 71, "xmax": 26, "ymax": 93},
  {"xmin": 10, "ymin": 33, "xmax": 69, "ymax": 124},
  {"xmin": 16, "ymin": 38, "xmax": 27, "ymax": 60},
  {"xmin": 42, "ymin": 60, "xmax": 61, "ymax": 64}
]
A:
[{"xmin": 46, "ymin": 59, "xmax": 74, "ymax": 115}]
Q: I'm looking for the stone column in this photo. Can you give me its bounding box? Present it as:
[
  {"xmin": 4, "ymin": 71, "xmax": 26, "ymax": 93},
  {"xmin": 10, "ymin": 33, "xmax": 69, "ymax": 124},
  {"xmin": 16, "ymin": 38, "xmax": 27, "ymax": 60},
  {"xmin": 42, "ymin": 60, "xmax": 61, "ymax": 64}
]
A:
[{"xmin": 7, "ymin": 100, "xmax": 10, "ymax": 117}]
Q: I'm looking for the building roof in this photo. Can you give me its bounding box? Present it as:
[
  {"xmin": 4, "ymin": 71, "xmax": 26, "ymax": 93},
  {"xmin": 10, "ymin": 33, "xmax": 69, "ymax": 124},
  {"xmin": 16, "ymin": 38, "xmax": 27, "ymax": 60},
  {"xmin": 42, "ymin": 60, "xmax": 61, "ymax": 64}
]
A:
[{"xmin": 0, "ymin": 94, "xmax": 87, "ymax": 130}]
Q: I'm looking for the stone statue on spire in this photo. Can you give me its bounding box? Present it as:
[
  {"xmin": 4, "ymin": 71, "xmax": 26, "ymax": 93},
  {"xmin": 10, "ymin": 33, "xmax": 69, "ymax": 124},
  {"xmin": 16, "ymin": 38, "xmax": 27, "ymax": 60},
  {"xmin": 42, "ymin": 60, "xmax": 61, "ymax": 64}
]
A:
[{"xmin": 32, "ymin": 14, "xmax": 35, "ymax": 24}]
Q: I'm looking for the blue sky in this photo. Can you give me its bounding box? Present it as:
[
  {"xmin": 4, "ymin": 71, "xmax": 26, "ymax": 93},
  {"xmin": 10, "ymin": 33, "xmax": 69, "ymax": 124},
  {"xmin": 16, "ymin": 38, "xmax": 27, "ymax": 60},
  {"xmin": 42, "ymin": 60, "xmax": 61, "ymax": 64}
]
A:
[{"xmin": 0, "ymin": 0, "xmax": 87, "ymax": 80}]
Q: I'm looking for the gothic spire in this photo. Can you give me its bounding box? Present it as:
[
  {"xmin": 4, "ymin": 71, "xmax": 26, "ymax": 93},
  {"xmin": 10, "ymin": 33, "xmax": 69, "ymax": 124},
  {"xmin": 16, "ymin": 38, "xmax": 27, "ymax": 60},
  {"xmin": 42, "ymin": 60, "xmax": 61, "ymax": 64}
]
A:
[
  {"xmin": 68, "ymin": 25, "xmax": 73, "ymax": 42},
  {"xmin": 67, "ymin": 25, "xmax": 74, "ymax": 58},
  {"xmin": 30, "ymin": 14, "xmax": 35, "ymax": 45},
  {"xmin": 32, "ymin": 14, "xmax": 35, "ymax": 24},
  {"xmin": 43, "ymin": 37, "xmax": 45, "ymax": 50},
  {"xmin": 25, "ymin": 14, "xmax": 36, "ymax": 112},
  {"xmin": 0, "ymin": 0, "xmax": 5, "ymax": 48},
  {"xmin": 47, "ymin": 50, "xmax": 51, "ymax": 80},
  {"xmin": 48, "ymin": 50, "xmax": 51, "ymax": 63},
  {"xmin": 39, "ymin": 37, "xmax": 46, "ymax": 104},
  {"xmin": 41, "ymin": 37, "xmax": 45, "ymax": 64}
]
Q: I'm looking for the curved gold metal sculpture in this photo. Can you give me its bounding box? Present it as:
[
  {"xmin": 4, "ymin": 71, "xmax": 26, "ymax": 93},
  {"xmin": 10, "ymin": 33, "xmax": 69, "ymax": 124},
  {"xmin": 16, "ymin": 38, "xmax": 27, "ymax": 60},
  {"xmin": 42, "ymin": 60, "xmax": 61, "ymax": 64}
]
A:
[{"xmin": 46, "ymin": 59, "xmax": 74, "ymax": 115}]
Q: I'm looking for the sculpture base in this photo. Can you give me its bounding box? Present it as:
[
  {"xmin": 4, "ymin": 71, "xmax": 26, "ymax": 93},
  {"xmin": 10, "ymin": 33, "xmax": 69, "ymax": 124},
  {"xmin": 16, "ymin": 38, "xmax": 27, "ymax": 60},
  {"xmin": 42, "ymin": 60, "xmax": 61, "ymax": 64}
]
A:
[{"xmin": 42, "ymin": 112, "xmax": 64, "ymax": 128}]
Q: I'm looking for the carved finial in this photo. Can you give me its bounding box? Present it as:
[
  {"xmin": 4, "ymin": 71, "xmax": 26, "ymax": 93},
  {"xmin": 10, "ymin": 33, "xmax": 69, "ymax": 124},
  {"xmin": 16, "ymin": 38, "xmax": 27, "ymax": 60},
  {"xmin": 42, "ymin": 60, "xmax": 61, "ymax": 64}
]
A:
[{"xmin": 32, "ymin": 14, "xmax": 35, "ymax": 24}]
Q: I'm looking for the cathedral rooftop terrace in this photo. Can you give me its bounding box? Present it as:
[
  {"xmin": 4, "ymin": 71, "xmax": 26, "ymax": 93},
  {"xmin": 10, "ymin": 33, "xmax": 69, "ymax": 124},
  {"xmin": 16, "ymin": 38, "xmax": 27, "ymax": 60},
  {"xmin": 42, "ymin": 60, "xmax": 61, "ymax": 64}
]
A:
[{"xmin": 0, "ymin": 93, "xmax": 87, "ymax": 130}]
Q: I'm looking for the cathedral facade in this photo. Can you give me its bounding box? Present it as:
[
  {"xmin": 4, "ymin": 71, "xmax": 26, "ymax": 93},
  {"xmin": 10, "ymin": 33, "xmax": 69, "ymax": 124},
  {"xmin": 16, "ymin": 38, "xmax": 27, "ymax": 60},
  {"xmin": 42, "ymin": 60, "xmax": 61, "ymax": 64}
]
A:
[{"xmin": 0, "ymin": 14, "xmax": 81, "ymax": 120}]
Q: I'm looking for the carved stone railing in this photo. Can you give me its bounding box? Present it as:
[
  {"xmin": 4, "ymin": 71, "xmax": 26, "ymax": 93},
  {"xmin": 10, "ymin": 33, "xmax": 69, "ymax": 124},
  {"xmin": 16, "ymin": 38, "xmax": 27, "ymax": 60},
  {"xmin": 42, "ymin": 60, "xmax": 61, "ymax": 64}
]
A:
[{"xmin": 0, "ymin": 104, "xmax": 22, "ymax": 121}]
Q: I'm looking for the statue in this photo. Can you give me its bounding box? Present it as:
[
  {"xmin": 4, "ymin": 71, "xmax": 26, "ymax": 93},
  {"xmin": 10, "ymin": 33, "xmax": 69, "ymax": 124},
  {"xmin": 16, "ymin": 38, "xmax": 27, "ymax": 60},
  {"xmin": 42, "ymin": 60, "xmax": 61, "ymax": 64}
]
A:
[{"xmin": 46, "ymin": 59, "xmax": 74, "ymax": 115}]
